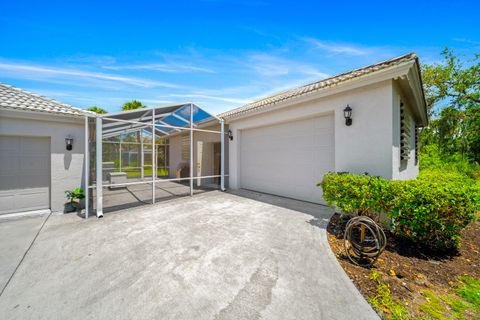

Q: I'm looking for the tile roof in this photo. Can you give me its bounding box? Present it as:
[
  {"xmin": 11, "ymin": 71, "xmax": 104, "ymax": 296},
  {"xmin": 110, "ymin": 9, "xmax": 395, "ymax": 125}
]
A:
[
  {"xmin": 220, "ymin": 53, "xmax": 419, "ymax": 119},
  {"xmin": 0, "ymin": 83, "xmax": 92, "ymax": 117}
]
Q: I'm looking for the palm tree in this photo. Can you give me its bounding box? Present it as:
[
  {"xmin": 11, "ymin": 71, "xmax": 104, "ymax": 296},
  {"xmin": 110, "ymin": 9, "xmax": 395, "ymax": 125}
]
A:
[
  {"xmin": 122, "ymin": 100, "xmax": 145, "ymax": 111},
  {"xmin": 121, "ymin": 100, "xmax": 146, "ymax": 163},
  {"xmin": 86, "ymin": 106, "xmax": 107, "ymax": 114}
]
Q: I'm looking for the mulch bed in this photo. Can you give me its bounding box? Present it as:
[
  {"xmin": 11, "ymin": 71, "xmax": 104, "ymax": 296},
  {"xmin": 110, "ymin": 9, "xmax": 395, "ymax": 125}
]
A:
[{"xmin": 327, "ymin": 213, "xmax": 480, "ymax": 318}]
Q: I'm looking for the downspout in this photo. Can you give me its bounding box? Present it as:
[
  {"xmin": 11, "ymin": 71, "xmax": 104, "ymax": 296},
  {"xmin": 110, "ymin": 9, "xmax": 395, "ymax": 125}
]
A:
[
  {"xmin": 84, "ymin": 116, "xmax": 89, "ymax": 219},
  {"xmin": 220, "ymin": 118, "xmax": 225, "ymax": 191},
  {"xmin": 190, "ymin": 104, "xmax": 194, "ymax": 196},
  {"xmin": 95, "ymin": 116, "xmax": 103, "ymax": 218}
]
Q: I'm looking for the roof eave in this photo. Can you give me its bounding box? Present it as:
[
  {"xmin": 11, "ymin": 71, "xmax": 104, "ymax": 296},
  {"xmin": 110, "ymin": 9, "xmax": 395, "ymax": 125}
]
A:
[
  {"xmin": 222, "ymin": 60, "xmax": 418, "ymax": 123},
  {"xmin": 1, "ymin": 105, "xmax": 91, "ymax": 118}
]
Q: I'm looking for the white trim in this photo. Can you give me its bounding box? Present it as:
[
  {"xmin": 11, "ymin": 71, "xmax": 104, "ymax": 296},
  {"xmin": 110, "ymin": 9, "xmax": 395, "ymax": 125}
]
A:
[
  {"xmin": 95, "ymin": 175, "xmax": 229, "ymax": 188},
  {"xmin": 406, "ymin": 64, "xmax": 428, "ymax": 126},
  {"xmin": 0, "ymin": 108, "xmax": 86, "ymax": 124},
  {"xmin": 101, "ymin": 117, "xmax": 220, "ymax": 134}
]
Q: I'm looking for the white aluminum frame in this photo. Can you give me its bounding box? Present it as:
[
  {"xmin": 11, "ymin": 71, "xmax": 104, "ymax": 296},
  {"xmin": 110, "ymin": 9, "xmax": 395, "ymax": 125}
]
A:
[
  {"xmin": 96, "ymin": 116, "xmax": 104, "ymax": 218},
  {"xmin": 89, "ymin": 103, "xmax": 226, "ymax": 218}
]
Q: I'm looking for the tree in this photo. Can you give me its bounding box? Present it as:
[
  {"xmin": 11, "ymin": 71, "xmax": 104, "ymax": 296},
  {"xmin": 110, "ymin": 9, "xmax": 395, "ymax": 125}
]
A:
[
  {"xmin": 421, "ymin": 49, "xmax": 480, "ymax": 162},
  {"xmin": 422, "ymin": 48, "xmax": 479, "ymax": 116},
  {"xmin": 86, "ymin": 106, "xmax": 107, "ymax": 114},
  {"xmin": 122, "ymin": 100, "xmax": 145, "ymax": 111}
]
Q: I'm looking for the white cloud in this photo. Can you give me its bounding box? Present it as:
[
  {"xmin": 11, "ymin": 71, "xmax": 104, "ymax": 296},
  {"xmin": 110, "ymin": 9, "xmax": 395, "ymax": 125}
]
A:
[
  {"xmin": 302, "ymin": 38, "xmax": 368, "ymax": 55},
  {"xmin": 246, "ymin": 53, "xmax": 330, "ymax": 79},
  {"xmin": 104, "ymin": 63, "xmax": 215, "ymax": 73},
  {"xmin": 0, "ymin": 61, "xmax": 181, "ymax": 89},
  {"xmin": 162, "ymin": 93, "xmax": 251, "ymax": 104}
]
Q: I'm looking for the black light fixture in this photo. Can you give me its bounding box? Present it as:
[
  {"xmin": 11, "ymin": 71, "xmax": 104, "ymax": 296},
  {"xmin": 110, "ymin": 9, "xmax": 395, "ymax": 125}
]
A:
[
  {"xmin": 65, "ymin": 136, "xmax": 73, "ymax": 151},
  {"xmin": 343, "ymin": 105, "xmax": 353, "ymax": 126},
  {"xmin": 228, "ymin": 129, "xmax": 234, "ymax": 141}
]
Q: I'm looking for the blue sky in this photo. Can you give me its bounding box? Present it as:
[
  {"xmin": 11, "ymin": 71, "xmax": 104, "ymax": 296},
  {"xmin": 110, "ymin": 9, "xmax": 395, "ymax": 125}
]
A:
[{"xmin": 0, "ymin": 0, "xmax": 479, "ymax": 114}]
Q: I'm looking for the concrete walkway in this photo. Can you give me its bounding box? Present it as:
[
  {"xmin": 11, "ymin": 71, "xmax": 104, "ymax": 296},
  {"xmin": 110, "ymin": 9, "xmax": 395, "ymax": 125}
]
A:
[
  {"xmin": 0, "ymin": 190, "xmax": 378, "ymax": 320},
  {"xmin": 0, "ymin": 214, "xmax": 49, "ymax": 293}
]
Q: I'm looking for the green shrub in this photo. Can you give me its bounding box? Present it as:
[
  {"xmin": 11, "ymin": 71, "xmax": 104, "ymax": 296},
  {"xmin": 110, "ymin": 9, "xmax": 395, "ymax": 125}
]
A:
[
  {"xmin": 420, "ymin": 144, "xmax": 480, "ymax": 180},
  {"xmin": 319, "ymin": 172, "xmax": 479, "ymax": 250},
  {"xmin": 320, "ymin": 172, "xmax": 396, "ymax": 220},
  {"xmin": 389, "ymin": 178, "xmax": 479, "ymax": 249}
]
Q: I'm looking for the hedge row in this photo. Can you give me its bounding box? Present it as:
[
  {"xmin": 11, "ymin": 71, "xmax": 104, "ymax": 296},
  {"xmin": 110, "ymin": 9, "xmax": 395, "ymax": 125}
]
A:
[{"xmin": 319, "ymin": 171, "xmax": 480, "ymax": 250}]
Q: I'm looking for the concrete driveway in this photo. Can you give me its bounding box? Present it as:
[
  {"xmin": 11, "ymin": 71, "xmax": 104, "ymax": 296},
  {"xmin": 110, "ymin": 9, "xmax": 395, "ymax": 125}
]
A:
[{"xmin": 0, "ymin": 190, "xmax": 378, "ymax": 320}]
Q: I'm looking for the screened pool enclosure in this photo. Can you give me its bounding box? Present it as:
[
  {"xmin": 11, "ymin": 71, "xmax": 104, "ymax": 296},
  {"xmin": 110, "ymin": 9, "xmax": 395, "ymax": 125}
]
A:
[{"xmin": 84, "ymin": 103, "xmax": 226, "ymax": 218}]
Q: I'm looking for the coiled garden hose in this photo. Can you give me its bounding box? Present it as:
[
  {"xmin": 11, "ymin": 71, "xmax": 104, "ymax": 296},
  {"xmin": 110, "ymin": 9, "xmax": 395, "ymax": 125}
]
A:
[{"xmin": 344, "ymin": 216, "xmax": 387, "ymax": 266}]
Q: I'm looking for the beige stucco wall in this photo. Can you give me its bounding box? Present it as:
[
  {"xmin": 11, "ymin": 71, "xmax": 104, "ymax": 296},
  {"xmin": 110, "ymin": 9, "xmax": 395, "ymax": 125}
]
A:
[
  {"xmin": 227, "ymin": 80, "xmax": 404, "ymax": 190},
  {"xmin": 168, "ymin": 124, "xmax": 229, "ymax": 186},
  {"xmin": 0, "ymin": 110, "xmax": 86, "ymax": 213}
]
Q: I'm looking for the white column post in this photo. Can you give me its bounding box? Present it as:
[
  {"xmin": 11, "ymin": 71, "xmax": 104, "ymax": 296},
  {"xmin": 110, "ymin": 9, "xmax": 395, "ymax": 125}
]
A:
[
  {"xmin": 189, "ymin": 104, "xmax": 194, "ymax": 196},
  {"xmin": 84, "ymin": 116, "xmax": 89, "ymax": 219},
  {"xmin": 95, "ymin": 116, "xmax": 103, "ymax": 218},
  {"xmin": 220, "ymin": 118, "xmax": 225, "ymax": 191},
  {"xmin": 140, "ymin": 130, "xmax": 144, "ymax": 180},
  {"xmin": 152, "ymin": 108, "xmax": 156, "ymax": 203},
  {"xmin": 119, "ymin": 141, "xmax": 122, "ymax": 171}
]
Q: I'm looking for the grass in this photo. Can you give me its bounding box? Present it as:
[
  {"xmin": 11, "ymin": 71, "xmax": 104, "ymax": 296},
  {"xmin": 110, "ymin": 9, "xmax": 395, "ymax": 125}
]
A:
[
  {"xmin": 419, "ymin": 282, "xmax": 479, "ymax": 320},
  {"xmin": 122, "ymin": 167, "xmax": 170, "ymax": 178},
  {"xmin": 369, "ymin": 272, "xmax": 480, "ymax": 319},
  {"xmin": 368, "ymin": 271, "xmax": 410, "ymax": 320},
  {"xmin": 457, "ymin": 277, "xmax": 480, "ymax": 308}
]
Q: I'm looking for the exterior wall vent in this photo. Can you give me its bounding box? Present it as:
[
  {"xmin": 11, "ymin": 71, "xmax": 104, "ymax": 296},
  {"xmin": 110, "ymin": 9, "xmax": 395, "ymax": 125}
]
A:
[
  {"xmin": 415, "ymin": 127, "xmax": 419, "ymax": 165},
  {"xmin": 400, "ymin": 101, "xmax": 410, "ymax": 161}
]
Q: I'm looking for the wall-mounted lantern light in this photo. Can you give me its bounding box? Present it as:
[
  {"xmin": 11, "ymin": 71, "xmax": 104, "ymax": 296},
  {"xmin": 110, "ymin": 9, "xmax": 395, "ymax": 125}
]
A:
[
  {"xmin": 228, "ymin": 129, "xmax": 234, "ymax": 141},
  {"xmin": 343, "ymin": 105, "xmax": 353, "ymax": 126},
  {"xmin": 65, "ymin": 136, "xmax": 73, "ymax": 151}
]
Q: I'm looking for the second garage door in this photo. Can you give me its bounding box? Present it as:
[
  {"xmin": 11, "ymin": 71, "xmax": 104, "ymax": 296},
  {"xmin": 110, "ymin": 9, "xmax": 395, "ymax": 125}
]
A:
[
  {"xmin": 0, "ymin": 136, "xmax": 50, "ymax": 215},
  {"xmin": 240, "ymin": 114, "xmax": 334, "ymax": 203}
]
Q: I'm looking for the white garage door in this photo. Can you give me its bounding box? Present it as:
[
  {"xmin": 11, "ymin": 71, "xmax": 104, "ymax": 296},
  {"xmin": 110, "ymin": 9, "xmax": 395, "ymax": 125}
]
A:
[
  {"xmin": 240, "ymin": 115, "xmax": 334, "ymax": 204},
  {"xmin": 0, "ymin": 136, "xmax": 50, "ymax": 215}
]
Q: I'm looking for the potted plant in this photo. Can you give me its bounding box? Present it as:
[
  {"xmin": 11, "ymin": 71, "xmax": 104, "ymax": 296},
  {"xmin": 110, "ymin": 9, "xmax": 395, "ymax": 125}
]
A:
[{"xmin": 65, "ymin": 187, "xmax": 85, "ymax": 212}]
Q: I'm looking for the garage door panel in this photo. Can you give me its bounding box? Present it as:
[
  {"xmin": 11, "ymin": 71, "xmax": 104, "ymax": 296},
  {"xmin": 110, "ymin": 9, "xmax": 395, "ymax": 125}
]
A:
[
  {"xmin": 0, "ymin": 176, "xmax": 19, "ymax": 190},
  {"xmin": 18, "ymin": 175, "xmax": 50, "ymax": 189},
  {"xmin": 240, "ymin": 115, "xmax": 334, "ymax": 204},
  {"xmin": 21, "ymin": 137, "xmax": 50, "ymax": 154},
  {"xmin": 20, "ymin": 156, "xmax": 49, "ymax": 176},
  {"xmin": 0, "ymin": 156, "xmax": 20, "ymax": 175},
  {"xmin": 0, "ymin": 136, "xmax": 50, "ymax": 215}
]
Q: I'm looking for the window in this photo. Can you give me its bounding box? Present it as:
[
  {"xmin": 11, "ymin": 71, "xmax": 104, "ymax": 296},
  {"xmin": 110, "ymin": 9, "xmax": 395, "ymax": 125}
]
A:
[{"xmin": 400, "ymin": 101, "xmax": 410, "ymax": 161}]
